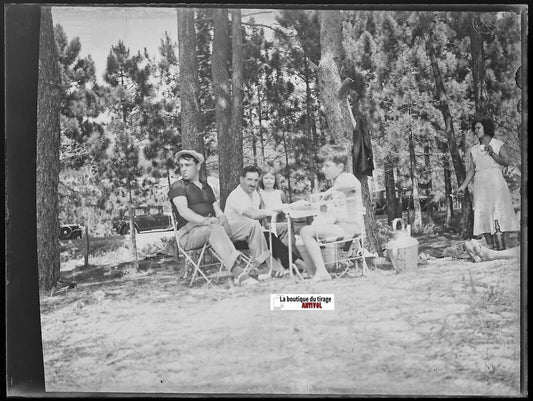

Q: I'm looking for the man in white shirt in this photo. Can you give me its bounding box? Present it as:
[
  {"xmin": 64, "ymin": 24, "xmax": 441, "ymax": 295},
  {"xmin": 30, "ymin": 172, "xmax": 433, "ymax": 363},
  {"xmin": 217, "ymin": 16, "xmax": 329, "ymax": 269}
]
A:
[{"xmin": 225, "ymin": 165, "xmax": 287, "ymax": 275}]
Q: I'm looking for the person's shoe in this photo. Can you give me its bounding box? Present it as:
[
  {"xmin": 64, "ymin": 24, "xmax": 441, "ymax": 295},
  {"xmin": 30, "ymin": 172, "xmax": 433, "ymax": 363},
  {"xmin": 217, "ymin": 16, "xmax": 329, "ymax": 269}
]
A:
[
  {"xmin": 309, "ymin": 271, "xmax": 332, "ymax": 282},
  {"xmin": 270, "ymin": 269, "xmax": 285, "ymax": 278},
  {"xmin": 235, "ymin": 270, "xmax": 259, "ymax": 286},
  {"xmin": 301, "ymin": 272, "xmax": 313, "ymax": 280},
  {"xmin": 240, "ymin": 277, "xmax": 259, "ymax": 286},
  {"xmin": 246, "ymin": 266, "xmax": 259, "ymax": 279},
  {"xmin": 294, "ymin": 259, "xmax": 307, "ymax": 273}
]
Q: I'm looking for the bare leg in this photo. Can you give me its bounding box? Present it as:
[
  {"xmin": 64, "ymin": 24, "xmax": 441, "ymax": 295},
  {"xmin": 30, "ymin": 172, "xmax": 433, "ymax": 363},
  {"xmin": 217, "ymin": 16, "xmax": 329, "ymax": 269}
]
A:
[
  {"xmin": 298, "ymin": 224, "xmax": 346, "ymax": 282},
  {"xmin": 296, "ymin": 237, "xmax": 316, "ymax": 275},
  {"xmin": 299, "ymin": 226, "xmax": 330, "ymax": 281},
  {"xmin": 465, "ymin": 240, "xmax": 520, "ymax": 261},
  {"xmin": 294, "ymin": 258, "xmax": 307, "ymax": 273}
]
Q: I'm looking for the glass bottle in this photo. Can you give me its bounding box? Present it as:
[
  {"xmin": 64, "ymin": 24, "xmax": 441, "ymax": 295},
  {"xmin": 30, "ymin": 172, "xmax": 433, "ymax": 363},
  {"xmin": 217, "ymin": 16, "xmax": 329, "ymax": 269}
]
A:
[{"xmin": 494, "ymin": 220, "xmax": 506, "ymax": 250}]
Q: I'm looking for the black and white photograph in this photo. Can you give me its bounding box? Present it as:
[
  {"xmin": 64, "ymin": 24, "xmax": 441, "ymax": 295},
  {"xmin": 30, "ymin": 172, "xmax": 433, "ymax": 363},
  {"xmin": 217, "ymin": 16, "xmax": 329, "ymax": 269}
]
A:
[{"xmin": 5, "ymin": 3, "xmax": 527, "ymax": 396}]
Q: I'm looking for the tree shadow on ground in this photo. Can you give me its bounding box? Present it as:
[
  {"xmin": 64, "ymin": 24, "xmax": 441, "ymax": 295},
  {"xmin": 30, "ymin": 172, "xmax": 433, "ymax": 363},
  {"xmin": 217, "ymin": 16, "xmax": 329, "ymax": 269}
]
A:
[
  {"xmin": 55, "ymin": 229, "xmax": 471, "ymax": 299},
  {"xmin": 414, "ymin": 231, "xmax": 463, "ymax": 258},
  {"xmin": 61, "ymin": 254, "xmax": 181, "ymax": 284},
  {"xmin": 59, "ymin": 252, "xmax": 231, "ymax": 293}
]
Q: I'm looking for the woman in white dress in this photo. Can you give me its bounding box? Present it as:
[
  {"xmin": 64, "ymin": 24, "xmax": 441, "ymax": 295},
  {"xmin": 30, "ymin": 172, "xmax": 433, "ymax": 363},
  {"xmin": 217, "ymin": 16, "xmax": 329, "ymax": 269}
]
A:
[{"xmin": 457, "ymin": 117, "xmax": 519, "ymax": 248}]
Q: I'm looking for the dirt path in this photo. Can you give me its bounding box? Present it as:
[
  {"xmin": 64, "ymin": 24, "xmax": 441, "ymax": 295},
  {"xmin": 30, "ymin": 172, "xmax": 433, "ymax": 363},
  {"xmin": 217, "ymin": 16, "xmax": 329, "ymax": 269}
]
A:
[{"xmin": 41, "ymin": 252, "xmax": 521, "ymax": 395}]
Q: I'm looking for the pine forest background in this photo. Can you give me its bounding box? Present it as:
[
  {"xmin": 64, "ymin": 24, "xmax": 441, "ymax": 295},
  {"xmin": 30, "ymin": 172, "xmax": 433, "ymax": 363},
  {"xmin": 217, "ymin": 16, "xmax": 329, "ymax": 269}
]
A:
[{"xmin": 55, "ymin": 8, "xmax": 523, "ymax": 238}]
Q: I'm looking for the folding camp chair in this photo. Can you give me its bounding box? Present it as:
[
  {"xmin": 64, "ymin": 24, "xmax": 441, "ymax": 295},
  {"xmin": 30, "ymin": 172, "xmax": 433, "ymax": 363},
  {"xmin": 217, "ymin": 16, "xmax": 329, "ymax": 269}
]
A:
[
  {"xmin": 179, "ymin": 242, "xmax": 227, "ymax": 287},
  {"xmin": 318, "ymin": 233, "xmax": 370, "ymax": 277},
  {"xmin": 315, "ymin": 206, "xmax": 376, "ymax": 278},
  {"xmin": 170, "ymin": 208, "xmax": 254, "ymax": 286},
  {"xmin": 232, "ymin": 240, "xmax": 257, "ymax": 275}
]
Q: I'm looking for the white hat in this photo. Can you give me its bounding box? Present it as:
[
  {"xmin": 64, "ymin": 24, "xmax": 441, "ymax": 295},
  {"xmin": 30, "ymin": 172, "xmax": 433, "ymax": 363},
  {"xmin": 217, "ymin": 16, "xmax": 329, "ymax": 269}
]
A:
[{"xmin": 175, "ymin": 149, "xmax": 205, "ymax": 164}]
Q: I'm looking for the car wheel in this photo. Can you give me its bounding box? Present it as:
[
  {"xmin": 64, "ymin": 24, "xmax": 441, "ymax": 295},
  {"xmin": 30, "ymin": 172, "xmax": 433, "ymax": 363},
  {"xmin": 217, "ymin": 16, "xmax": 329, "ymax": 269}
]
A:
[
  {"xmin": 72, "ymin": 232, "xmax": 82, "ymax": 240},
  {"xmin": 60, "ymin": 227, "xmax": 71, "ymax": 239},
  {"xmin": 121, "ymin": 225, "xmax": 138, "ymax": 235}
]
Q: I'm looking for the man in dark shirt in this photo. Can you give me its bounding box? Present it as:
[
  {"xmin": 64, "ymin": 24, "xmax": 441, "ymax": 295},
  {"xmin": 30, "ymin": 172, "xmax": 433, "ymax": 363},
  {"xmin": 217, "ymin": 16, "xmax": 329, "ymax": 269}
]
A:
[{"xmin": 168, "ymin": 150, "xmax": 258, "ymax": 286}]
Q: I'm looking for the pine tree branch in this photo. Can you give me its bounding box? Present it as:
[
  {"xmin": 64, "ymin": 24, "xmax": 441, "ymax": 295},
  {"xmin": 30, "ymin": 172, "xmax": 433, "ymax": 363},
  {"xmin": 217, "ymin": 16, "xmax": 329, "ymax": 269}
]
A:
[
  {"xmin": 60, "ymin": 146, "xmax": 89, "ymax": 161},
  {"xmin": 241, "ymin": 22, "xmax": 297, "ymax": 38},
  {"xmin": 337, "ymin": 78, "xmax": 354, "ymax": 101},
  {"xmin": 59, "ymin": 181, "xmax": 81, "ymax": 194},
  {"xmin": 242, "ymin": 11, "xmax": 273, "ymax": 18},
  {"xmin": 307, "ymin": 59, "xmax": 319, "ymax": 72}
]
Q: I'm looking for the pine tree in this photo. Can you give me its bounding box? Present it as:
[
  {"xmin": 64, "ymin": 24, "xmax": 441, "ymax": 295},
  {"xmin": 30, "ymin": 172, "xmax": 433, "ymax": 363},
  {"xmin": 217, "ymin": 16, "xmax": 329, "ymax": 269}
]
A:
[
  {"xmin": 37, "ymin": 7, "xmax": 62, "ymax": 291},
  {"xmin": 55, "ymin": 24, "xmax": 107, "ymax": 170},
  {"xmin": 104, "ymin": 40, "xmax": 154, "ymax": 268},
  {"xmin": 142, "ymin": 30, "xmax": 181, "ymax": 182}
]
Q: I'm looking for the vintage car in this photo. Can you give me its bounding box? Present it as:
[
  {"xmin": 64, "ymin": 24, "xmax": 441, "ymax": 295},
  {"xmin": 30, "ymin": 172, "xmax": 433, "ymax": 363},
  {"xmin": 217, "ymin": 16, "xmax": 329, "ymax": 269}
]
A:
[
  {"xmin": 371, "ymin": 189, "xmax": 388, "ymax": 215},
  {"xmin": 59, "ymin": 223, "xmax": 83, "ymax": 240},
  {"xmin": 112, "ymin": 205, "xmax": 173, "ymax": 235},
  {"xmin": 371, "ymin": 189, "xmax": 434, "ymax": 215}
]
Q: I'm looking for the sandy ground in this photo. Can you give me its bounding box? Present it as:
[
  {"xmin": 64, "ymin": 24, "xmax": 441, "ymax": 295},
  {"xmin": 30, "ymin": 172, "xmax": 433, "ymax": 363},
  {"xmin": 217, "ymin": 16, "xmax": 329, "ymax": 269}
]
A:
[{"xmin": 41, "ymin": 235, "xmax": 522, "ymax": 395}]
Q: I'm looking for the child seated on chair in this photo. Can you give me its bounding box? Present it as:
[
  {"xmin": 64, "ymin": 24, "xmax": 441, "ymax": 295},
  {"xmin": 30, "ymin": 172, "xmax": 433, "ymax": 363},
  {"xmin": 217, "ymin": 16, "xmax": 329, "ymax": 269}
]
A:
[
  {"xmin": 295, "ymin": 144, "xmax": 364, "ymax": 282},
  {"xmin": 259, "ymin": 164, "xmax": 311, "ymax": 248}
]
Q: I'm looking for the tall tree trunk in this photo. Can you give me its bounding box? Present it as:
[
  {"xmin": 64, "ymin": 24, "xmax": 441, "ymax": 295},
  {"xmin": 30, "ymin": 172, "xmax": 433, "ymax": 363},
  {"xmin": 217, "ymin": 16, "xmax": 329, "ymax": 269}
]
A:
[
  {"xmin": 127, "ymin": 180, "xmax": 139, "ymax": 271},
  {"xmin": 423, "ymin": 144, "xmax": 433, "ymax": 195},
  {"xmin": 423, "ymin": 143, "xmax": 434, "ymax": 222},
  {"xmin": 230, "ymin": 9, "xmax": 244, "ymax": 177},
  {"xmin": 426, "ymin": 33, "xmax": 474, "ymax": 239},
  {"xmin": 256, "ymin": 86, "xmax": 264, "ymax": 164},
  {"xmin": 384, "ymin": 155, "xmax": 400, "ymax": 224},
  {"xmin": 281, "ymin": 129, "xmax": 292, "ymax": 202},
  {"xmin": 212, "ymin": 8, "xmax": 232, "ymax": 208},
  {"xmin": 304, "ymin": 57, "xmax": 318, "ymax": 189},
  {"xmin": 251, "ymin": 126, "xmax": 258, "ymax": 165},
  {"xmin": 359, "ymin": 175, "xmax": 383, "ymax": 256},
  {"xmin": 317, "ymin": 10, "xmax": 380, "ymax": 254},
  {"xmin": 84, "ymin": 223, "xmax": 89, "ymax": 268},
  {"xmin": 396, "ymin": 166, "xmax": 404, "ymax": 216},
  {"xmin": 469, "ymin": 12, "xmax": 486, "ymax": 118},
  {"xmin": 37, "ymin": 6, "xmax": 61, "ymax": 291},
  {"xmin": 177, "ymin": 8, "xmax": 206, "ymax": 179},
  {"xmin": 408, "ymin": 119, "xmax": 423, "ymax": 233},
  {"xmin": 253, "ymin": 85, "xmax": 265, "ymax": 165},
  {"xmin": 317, "ymin": 11, "xmax": 353, "ymax": 163},
  {"xmin": 443, "ymin": 152, "xmax": 454, "ymax": 227}
]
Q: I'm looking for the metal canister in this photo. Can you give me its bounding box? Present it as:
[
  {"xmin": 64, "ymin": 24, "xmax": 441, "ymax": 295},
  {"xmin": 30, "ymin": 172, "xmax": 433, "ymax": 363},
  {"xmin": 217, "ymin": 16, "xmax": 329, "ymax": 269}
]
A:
[{"xmin": 385, "ymin": 218, "xmax": 419, "ymax": 273}]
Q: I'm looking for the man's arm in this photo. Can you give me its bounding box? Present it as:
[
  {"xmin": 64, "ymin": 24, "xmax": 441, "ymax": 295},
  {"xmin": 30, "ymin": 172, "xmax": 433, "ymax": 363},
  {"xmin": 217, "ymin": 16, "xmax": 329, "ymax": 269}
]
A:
[
  {"xmin": 172, "ymin": 196, "xmax": 215, "ymax": 226},
  {"xmin": 242, "ymin": 207, "xmax": 273, "ymax": 221},
  {"xmin": 225, "ymin": 190, "xmax": 273, "ymax": 221},
  {"xmin": 213, "ymin": 201, "xmax": 230, "ymax": 230}
]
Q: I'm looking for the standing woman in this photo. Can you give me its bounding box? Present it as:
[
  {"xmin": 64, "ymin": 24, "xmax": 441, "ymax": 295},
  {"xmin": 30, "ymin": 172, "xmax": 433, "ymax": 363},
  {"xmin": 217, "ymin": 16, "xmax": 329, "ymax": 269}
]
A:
[{"xmin": 457, "ymin": 117, "xmax": 519, "ymax": 248}]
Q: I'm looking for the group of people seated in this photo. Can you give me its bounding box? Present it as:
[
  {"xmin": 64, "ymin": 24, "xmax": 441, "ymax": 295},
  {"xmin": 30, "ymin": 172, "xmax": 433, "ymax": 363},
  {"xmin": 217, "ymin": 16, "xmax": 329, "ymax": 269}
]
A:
[{"xmin": 168, "ymin": 145, "xmax": 365, "ymax": 286}]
